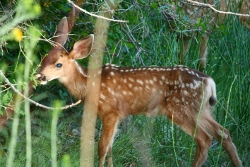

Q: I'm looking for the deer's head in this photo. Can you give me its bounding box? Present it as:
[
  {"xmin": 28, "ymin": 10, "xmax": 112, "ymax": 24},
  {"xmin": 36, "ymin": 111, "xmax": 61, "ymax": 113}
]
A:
[{"xmin": 37, "ymin": 17, "xmax": 94, "ymax": 84}]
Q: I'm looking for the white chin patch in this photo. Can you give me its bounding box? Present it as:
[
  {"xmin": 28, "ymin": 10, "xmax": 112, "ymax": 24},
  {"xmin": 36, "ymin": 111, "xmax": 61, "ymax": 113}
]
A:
[
  {"xmin": 39, "ymin": 77, "xmax": 59, "ymax": 85},
  {"xmin": 40, "ymin": 81, "xmax": 48, "ymax": 85}
]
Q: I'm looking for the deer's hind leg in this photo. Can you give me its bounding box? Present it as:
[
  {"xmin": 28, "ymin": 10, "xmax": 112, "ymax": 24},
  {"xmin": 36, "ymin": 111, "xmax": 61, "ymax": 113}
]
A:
[
  {"xmin": 164, "ymin": 107, "xmax": 213, "ymax": 167},
  {"xmin": 199, "ymin": 112, "xmax": 242, "ymax": 167},
  {"xmin": 178, "ymin": 118, "xmax": 213, "ymax": 167}
]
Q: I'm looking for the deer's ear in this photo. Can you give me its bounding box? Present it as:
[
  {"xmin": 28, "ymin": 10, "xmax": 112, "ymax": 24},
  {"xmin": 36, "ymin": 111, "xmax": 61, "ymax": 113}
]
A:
[
  {"xmin": 69, "ymin": 34, "xmax": 94, "ymax": 59},
  {"xmin": 54, "ymin": 17, "xmax": 69, "ymax": 47}
]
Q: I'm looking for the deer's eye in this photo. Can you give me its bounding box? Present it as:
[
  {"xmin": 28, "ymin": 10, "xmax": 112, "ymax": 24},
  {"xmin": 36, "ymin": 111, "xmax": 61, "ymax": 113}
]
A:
[{"xmin": 56, "ymin": 63, "xmax": 62, "ymax": 68}]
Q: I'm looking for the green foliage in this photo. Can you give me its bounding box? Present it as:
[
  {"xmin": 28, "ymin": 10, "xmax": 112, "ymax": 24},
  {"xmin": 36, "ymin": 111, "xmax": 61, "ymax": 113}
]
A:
[{"xmin": 0, "ymin": 0, "xmax": 249, "ymax": 167}]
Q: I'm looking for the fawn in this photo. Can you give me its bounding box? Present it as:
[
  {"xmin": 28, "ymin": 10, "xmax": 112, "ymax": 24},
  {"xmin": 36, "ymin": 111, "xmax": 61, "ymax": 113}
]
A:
[
  {"xmin": 36, "ymin": 17, "xmax": 242, "ymax": 167},
  {"xmin": 162, "ymin": 0, "xmax": 250, "ymax": 70}
]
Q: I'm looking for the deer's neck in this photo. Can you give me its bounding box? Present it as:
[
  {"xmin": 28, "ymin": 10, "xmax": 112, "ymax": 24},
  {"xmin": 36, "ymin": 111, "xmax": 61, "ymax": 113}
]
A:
[{"xmin": 61, "ymin": 61, "xmax": 88, "ymax": 100}]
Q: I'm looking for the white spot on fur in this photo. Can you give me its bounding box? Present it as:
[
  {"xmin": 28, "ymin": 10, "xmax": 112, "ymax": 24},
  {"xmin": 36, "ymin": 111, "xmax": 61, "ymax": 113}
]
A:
[
  {"xmin": 134, "ymin": 86, "xmax": 138, "ymax": 91},
  {"xmin": 190, "ymin": 83, "xmax": 194, "ymax": 89},
  {"xmin": 193, "ymin": 80, "xmax": 201, "ymax": 89},
  {"xmin": 183, "ymin": 90, "xmax": 189, "ymax": 95},
  {"xmin": 136, "ymin": 79, "xmax": 144, "ymax": 85},
  {"xmin": 182, "ymin": 97, "xmax": 185, "ymax": 102},
  {"xmin": 128, "ymin": 77, "xmax": 134, "ymax": 82},
  {"xmin": 122, "ymin": 91, "xmax": 127, "ymax": 95},
  {"xmin": 107, "ymin": 87, "xmax": 115, "ymax": 95},
  {"xmin": 173, "ymin": 96, "xmax": 180, "ymax": 103},
  {"xmin": 100, "ymin": 94, "xmax": 106, "ymax": 100},
  {"xmin": 178, "ymin": 76, "xmax": 183, "ymax": 83}
]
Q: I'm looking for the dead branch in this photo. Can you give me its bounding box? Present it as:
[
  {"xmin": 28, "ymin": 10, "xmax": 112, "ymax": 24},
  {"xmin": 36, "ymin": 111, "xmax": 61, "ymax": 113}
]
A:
[
  {"xmin": 185, "ymin": 0, "xmax": 250, "ymax": 17},
  {"xmin": 67, "ymin": 0, "xmax": 128, "ymax": 23}
]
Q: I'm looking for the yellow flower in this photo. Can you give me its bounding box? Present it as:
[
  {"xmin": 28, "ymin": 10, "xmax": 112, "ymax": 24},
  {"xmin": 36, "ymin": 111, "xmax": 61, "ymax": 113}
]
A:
[
  {"xmin": 43, "ymin": 2, "xmax": 51, "ymax": 7},
  {"xmin": 12, "ymin": 28, "xmax": 23, "ymax": 42}
]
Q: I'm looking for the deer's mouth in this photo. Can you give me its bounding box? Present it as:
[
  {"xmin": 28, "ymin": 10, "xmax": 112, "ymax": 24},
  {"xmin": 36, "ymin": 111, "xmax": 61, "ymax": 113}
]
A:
[
  {"xmin": 36, "ymin": 73, "xmax": 48, "ymax": 85},
  {"xmin": 36, "ymin": 73, "xmax": 60, "ymax": 85}
]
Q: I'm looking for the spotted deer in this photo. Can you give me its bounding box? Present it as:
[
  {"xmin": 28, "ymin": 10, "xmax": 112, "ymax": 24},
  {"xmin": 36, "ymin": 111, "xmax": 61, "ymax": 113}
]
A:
[
  {"xmin": 36, "ymin": 17, "xmax": 242, "ymax": 167},
  {"xmin": 162, "ymin": 0, "xmax": 250, "ymax": 70}
]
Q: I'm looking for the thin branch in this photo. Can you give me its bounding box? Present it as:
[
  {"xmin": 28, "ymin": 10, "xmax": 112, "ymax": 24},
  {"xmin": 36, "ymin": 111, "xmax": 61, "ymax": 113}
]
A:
[
  {"xmin": 119, "ymin": 22, "xmax": 146, "ymax": 66},
  {"xmin": 185, "ymin": 0, "xmax": 250, "ymax": 17},
  {"xmin": 0, "ymin": 70, "xmax": 81, "ymax": 110},
  {"xmin": 67, "ymin": 0, "xmax": 128, "ymax": 23}
]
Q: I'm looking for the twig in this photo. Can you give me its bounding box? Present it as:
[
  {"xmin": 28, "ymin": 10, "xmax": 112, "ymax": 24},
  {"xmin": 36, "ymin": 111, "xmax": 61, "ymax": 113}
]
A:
[
  {"xmin": 67, "ymin": 0, "xmax": 128, "ymax": 23},
  {"xmin": 185, "ymin": 0, "xmax": 250, "ymax": 17},
  {"xmin": 0, "ymin": 70, "xmax": 82, "ymax": 110},
  {"xmin": 119, "ymin": 22, "xmax": 146, "ymax": 66}
]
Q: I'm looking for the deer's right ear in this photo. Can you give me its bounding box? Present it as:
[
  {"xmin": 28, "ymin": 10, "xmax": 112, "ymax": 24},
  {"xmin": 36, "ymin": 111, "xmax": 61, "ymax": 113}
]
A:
[{"xmin": 69, "ymin": 34, "xmax": 94, "ymax": 60}]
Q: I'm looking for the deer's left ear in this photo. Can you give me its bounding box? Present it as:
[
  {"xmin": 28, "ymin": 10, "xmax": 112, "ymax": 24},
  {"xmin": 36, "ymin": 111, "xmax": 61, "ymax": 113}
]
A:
[{"xmin": 69, "ymin": 34, "xmax": 94, "ymax": 59}]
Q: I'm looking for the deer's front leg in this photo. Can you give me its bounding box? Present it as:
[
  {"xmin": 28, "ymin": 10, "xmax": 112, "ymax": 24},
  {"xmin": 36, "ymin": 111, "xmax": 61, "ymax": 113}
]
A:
[
  {"xmin": 198, "ymin": 35, "xmax": 209, "ymax": 71},
  {"xmin": 179, "ymin": 35, "xmax": 191, "ymax": 65},
  {"xmin": 98, "ymin": 113, "xmax": 120, "ymax": 167}
]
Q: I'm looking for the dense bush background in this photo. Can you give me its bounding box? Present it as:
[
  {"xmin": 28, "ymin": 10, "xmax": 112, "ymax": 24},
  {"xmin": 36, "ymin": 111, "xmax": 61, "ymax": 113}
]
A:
[{"xmin": 0, "ymin": 0, "xmax": 249, "ymax": 166}]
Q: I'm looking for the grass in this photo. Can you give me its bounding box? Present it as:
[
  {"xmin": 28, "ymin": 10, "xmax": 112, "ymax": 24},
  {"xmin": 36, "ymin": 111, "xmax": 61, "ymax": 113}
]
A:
[{"xmin": 1, "ymin": 2, "xmax": 250, "ymax": 167}]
